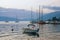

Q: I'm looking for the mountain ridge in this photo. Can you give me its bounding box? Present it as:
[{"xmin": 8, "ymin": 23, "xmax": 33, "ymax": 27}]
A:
[
  {"xmin": 0, "ymin": 7, "xmax": 60, "ymax": 21},
  {"xmin": 43, "ymin": 11, "xmax": 60, "ymax": 20}
]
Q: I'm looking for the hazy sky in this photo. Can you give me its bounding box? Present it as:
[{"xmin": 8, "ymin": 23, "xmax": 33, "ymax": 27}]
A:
[{"xmin": 0, "ymin": 0, "xmax": 60, "ymax": 13}]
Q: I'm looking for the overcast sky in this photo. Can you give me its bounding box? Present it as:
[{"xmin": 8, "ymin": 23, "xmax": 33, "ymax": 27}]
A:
[{"xmin": 0, "ymin": 0, "xmax": 60, "ymax": 13}]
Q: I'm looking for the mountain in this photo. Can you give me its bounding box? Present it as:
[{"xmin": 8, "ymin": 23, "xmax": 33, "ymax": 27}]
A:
[
  {"xmin": 0, "ymin": 7, "xmax": 60, "ymax": 21},
  {"xmin": 0, "ymin": 7, "xmax": 38, "ymax": 21},
  {"xmin": 43, "ymin": 11, "xmax": 60, "ymax": 20},
  {"xmin": 0, "ymin": 16, "xmax": 19, "ymax": 21}
]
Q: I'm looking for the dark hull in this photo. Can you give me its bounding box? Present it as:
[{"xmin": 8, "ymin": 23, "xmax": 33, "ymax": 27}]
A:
[
  {"xmin": 23, "ymin": 28, "xmax": 39, "ymax": 32},
  {"xmin": 23, "ymin": 31, "xmax": 39, "ymax": 37},
  {"xmin": 23, "ymin": 28, "xmax": 39, "ymax": 37}
]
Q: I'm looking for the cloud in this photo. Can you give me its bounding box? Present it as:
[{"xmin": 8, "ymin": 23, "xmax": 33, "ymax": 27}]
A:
[
  {"xmin": 0, "ymin": 0, "xmax": 60, "ymax": 14},
  {"xmin": 0, "ymin": 0, "xmax": 60, "ymax": 9},
  {"xmin": 42, "ymin": 8, "xmax": 55, "ymax": 14},
  {"xmin": 43, "ymin": 6, "xmax": 60, "ymax": 11}
]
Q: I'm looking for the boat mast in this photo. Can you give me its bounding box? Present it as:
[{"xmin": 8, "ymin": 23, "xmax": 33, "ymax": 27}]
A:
[
  {"xmin": 39, "ymin": 5, "xmax": 40, "ymax": 21},
  {"xmin": 31, "ymin": 7, "xmax": 33, "ymax": 22},
  {"xmin": 41, "ymin": 7, "xmax": 43, "ymax": 21}
]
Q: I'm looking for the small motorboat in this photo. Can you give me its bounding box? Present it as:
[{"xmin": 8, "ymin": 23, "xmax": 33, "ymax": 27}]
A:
[{"xmin": 22, "ymin": 24, "xmax": 39, "ymax": 37}]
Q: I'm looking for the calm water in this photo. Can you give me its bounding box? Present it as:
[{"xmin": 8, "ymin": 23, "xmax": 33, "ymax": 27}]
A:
[{"xmin": 0, "ymin": 21, "xmax": 60, "ymax": 40}]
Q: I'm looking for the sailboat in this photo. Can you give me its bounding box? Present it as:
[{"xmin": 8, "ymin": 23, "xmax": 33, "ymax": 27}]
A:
[
  {"xmin": 22, "ymin": 24, "xmax": 39, "ymax": 37},
  {"xmin": 22, "ymin": 8, "xmax": 39, "ymax": 37},
  {"xmin": 37, "ymin": 6, "xmax": 45, "ymax": 24}
]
